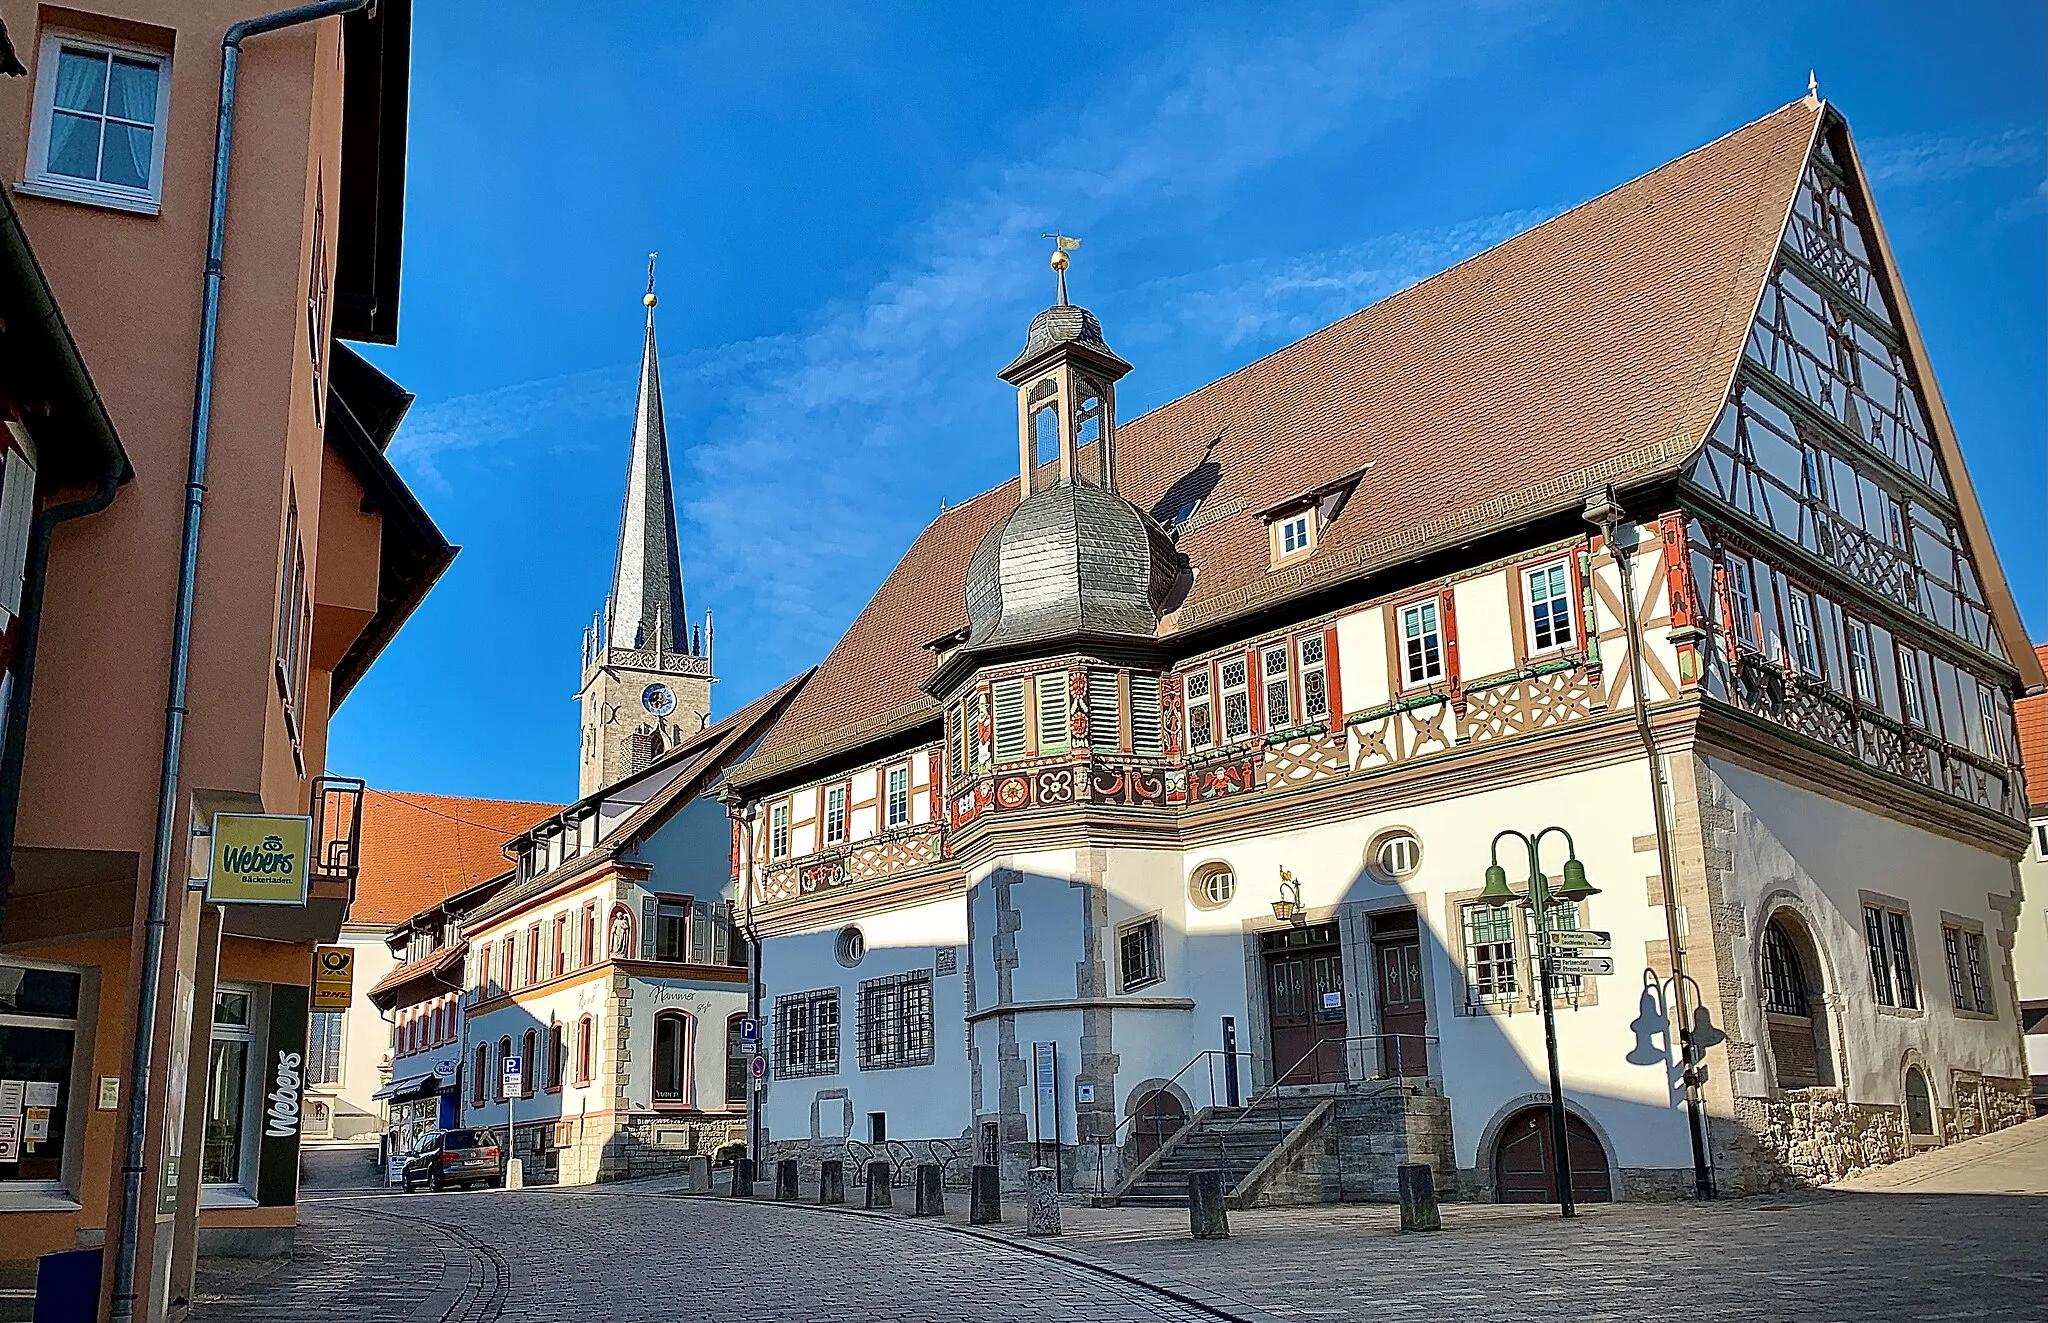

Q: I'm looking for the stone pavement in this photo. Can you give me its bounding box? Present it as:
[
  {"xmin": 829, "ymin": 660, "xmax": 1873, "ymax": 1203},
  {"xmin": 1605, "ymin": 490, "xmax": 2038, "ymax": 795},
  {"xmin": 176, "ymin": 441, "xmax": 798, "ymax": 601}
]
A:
[{"xmin": 197, "ymin": 1122, "xmax": 2048, "ymax": 1323}]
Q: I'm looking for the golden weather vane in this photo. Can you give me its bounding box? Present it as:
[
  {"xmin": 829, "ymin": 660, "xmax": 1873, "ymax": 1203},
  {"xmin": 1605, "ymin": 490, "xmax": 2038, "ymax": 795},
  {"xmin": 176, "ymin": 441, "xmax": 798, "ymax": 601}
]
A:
[
  {"xmin": 1041, "ymin": 233, "xmax": 1081, "ymax": 304},
  {"xmin": 644, "ymin": 252, "xmax": 658, "ymax": 308}
]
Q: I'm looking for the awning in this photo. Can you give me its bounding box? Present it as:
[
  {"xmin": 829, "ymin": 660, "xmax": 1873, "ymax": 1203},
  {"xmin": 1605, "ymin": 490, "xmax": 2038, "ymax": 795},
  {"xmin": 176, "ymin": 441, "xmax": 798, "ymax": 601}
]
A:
[{"xmin": 370, "ymin": 1071, "xmax": 443, "ymax": 1102}]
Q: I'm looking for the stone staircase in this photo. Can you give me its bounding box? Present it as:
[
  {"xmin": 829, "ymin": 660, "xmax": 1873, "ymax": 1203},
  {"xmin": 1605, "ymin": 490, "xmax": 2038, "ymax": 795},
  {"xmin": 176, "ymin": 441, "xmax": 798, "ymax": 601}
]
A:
[
  {"xmin": 1108, "ymin": 1081, "xmax": 1452, "ymax": 1209},
  {"xmin": 1112, "ymin": 1093, "xmax": 1322, "ymax": 1207}
]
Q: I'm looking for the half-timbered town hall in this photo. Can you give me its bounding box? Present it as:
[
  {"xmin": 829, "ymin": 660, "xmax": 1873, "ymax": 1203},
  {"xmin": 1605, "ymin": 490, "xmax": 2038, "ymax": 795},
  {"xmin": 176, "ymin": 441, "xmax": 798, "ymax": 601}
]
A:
[{"xmin": 724, "ymin": 96, "xmax": 2041, "ymax": 1205}]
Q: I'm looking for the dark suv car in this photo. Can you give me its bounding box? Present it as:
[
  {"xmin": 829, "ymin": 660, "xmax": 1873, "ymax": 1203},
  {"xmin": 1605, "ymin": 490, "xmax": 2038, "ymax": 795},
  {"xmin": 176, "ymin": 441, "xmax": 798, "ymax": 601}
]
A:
[{"xmin": 400, "ymin": 1129, "xmax": 504, "ymax": 1192}]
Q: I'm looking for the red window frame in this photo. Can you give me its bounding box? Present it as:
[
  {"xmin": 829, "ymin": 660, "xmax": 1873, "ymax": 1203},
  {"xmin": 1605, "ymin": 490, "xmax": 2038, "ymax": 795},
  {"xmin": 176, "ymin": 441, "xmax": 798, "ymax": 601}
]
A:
[{"xmin": 575, "ymin": 1015, "xmax": 594, "ymax": 1085}]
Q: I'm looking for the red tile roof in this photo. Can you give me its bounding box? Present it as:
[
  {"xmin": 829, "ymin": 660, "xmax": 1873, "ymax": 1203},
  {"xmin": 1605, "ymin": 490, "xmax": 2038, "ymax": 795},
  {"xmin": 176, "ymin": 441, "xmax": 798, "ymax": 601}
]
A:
[
  {"xmin": 2018, "ymin": 644, "xmax": 2048, "ymax": 811},
  {"xmin": 349, "ymin": 790, "xmax": 562, "ymax": 926},
  {"xmin": 737, "ymin": 100, "xmax": 1826, "ymax": 783},
  {"xmin": 367, "ymin": 941, "xmax": 464, "ymax": 1004}
]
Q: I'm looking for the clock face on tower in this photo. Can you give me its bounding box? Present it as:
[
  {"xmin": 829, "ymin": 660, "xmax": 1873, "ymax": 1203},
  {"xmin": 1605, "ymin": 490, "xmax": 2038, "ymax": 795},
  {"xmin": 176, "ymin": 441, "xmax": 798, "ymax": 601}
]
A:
[{"xmin": 641, "ymin": 683, "xmax": 677, "ymax": 717}]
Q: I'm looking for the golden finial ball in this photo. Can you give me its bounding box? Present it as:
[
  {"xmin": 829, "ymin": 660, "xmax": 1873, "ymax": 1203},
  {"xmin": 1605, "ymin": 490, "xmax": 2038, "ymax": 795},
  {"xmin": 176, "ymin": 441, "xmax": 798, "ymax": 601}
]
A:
[
  {"xmin": 1050, "ymin": 249, "xmax": 1070, "ymax": 272},
  {"xmin": 643, "ymin": 292, "xmax": 658, "ymax": 307}
]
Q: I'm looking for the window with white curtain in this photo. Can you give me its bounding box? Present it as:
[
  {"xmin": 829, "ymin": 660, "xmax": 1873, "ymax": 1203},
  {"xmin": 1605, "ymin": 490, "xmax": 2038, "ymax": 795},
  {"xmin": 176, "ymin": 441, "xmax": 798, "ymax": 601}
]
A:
[{"xmin": 26, "ymin": 34, "xmax": 172, "ymax": 212}]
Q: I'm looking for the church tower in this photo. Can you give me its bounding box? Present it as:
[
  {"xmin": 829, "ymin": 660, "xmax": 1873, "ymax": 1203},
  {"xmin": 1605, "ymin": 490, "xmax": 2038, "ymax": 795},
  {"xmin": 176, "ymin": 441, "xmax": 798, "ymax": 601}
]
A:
[{"xmin": 577, "ymin": 273, "xmax": 713, "ymax": 795}]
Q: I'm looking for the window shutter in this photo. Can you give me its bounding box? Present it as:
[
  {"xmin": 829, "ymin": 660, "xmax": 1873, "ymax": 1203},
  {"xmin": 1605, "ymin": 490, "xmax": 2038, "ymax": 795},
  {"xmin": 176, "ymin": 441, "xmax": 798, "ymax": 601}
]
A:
[
  {"xmin": 640, "ymin": 897, "xmax": 655, "ymax": 960},
  {"xmin": 0, "ymin": 449, "xmax": 37, "ymax": 618},
  {"xmin": 1087, "ymin": 671, "xmax": 1119, "ymax": 747},
  {"xmin": 691, "ymin": 901, "xmax": 712, "ymax": 964},
  {"xmin": 711, "ymin": 901, "xmax": 731, "ymax": 965},
  {"xmin": 992, "ymin": 678, "xmax": 1027, "ymax": 761},
  {"xmin": 1036, "ymin": 671, "xmax": 1069, "ymax": 752},
  {"xmin": 1129, "ymin": 675, "xmax": 1162, "ymax": 754}
]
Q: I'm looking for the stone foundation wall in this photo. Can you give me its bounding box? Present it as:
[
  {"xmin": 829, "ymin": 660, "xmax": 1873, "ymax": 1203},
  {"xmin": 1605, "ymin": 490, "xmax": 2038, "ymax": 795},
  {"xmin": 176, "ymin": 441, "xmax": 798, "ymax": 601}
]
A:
[
  {"xmin": 540, "ymin": 1114, "xmax": 746, "ymax": 1187},
  {"xmin": 1238, "ymin": 1089, "xmax": 1454, "ymax": 1208},
  {"xmin": 1728, "ymin": 1074, "xmax": 2032, "ymax": 1192},
  {"xmin": 761, "ymin": 1131, "xmax": 978, "ymax": 1192}
]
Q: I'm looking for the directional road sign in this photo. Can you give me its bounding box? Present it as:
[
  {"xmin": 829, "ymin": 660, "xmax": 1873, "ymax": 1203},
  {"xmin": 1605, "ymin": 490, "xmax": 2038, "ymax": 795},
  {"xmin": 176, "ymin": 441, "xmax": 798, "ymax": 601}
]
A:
[
  {"xmin": 1550, "ymin": 955, "xmax": 1615, "ymax": 976},
  {"xmin": 1546, "ymin": 930, "xmax": 1611, "ymax": 950}
]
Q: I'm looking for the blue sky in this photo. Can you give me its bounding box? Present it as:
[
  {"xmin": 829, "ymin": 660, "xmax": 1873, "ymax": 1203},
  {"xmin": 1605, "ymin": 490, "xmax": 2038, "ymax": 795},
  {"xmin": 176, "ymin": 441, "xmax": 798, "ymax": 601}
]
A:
[{"xmin": 338, "ymin": 0, "xmax": 2047, "ymax": 805}]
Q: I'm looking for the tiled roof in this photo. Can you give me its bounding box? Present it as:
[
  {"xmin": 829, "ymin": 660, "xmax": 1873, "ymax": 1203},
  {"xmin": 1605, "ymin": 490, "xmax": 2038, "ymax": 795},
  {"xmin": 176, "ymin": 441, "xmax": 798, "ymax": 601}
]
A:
[
  {"xmin": 350, "ymin": 790, "xmax": 562, "ymax": 926},
  {"xmin": 736, "ymin": 100, "xmax": 1824, "ymax": 785},
  {"xmin": 463, "ymin": 671, "xmax": 812, "ymax": 928},
  {"xmin": 2018, "ymin": 644, "xmax": 2048, "ymax": 812},
  {"xmin": 367, "ymin": 941, "xmax": 465, "ymax": 1005}
]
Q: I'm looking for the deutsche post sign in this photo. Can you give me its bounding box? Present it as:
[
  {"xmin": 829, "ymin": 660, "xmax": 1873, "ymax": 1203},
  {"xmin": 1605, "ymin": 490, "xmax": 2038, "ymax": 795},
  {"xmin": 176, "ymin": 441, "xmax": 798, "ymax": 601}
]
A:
[
  {"xmin": 206, "ymin": 813, "xmax": 311, "ymax": 906},
  {"xmin": 313, "ymin": 946, "xmax": 354, "ymax": 1010}
]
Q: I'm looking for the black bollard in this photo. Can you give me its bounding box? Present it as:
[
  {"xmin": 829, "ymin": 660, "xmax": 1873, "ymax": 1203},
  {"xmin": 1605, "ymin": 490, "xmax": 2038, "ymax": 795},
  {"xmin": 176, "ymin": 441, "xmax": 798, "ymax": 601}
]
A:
[
  {"xmin": 731, "ymin": 1156, "xmax": 755, "ymax": 1197},
  {"xmin": 970, "ymin": 1164, "xmax": 1001, "ymax": 1225},
  {"xmin": 819, "ymin": 1158, "xmax": 845, "ymax": 1206},
  {"xmin": 1397, "ymin": 1162, "xmax": 1441, "ymax": 1232},
  {"xmin": 775, "ymin": 1158, "xmax": 800, "ymax": 1201},
  {"xmin": 864, "ymin": 1160, "xmax": 893, "ymax": 1210},
  {"xmin": 1188, "ymin": 1169, "xmax": 1229, "ymax": 1239},
  {"xmin": 914, "ymin": 1162, "xmax": 944, "ymax": 1217}
]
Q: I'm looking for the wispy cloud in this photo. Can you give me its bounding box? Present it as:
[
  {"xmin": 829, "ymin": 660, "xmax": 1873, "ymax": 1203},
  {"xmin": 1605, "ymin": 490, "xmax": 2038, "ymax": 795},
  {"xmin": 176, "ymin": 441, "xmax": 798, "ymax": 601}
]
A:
[
  {"xmin": 387, "ymin": 0, "xmax": 1555, "ymax": 680},
  {"xmin": 1860, "ymin": 126, "xmax": 2045, "ymax": 188},
  {"xmin": 668, "ymin": 0, "xmax": 1551, "ymax": 647},
  {"xmin": 1128, "ymin": 208, "xmax": 1559, "ymax": 353}
]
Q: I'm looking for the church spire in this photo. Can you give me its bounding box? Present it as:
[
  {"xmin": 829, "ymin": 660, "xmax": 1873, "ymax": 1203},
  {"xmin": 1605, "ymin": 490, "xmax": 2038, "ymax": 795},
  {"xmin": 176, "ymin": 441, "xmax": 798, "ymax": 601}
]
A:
[{"xmin": 606, "ymin": 258, "xmax": 690, "ymax": 654}]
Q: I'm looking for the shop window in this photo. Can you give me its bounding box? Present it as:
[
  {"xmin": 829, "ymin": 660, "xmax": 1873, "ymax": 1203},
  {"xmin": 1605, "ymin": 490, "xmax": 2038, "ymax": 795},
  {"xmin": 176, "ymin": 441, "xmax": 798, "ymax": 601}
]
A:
[
  {"xmin": 653, "ymin": 1010, "xmax": 691, "ymax": 1102},
  {"xmin": 0, "ymin": 963, "xmax": 82, "ymax": 1187},
  {"xmin": 202, "ymin": 986, "xmax": 258, "ymax": 1187}
]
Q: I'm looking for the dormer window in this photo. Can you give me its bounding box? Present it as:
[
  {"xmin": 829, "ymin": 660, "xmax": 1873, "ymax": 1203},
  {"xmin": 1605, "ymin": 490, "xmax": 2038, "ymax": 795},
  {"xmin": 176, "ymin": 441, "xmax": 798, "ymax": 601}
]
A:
[
  {"xmin": 1261, "ymin": 465, "xmax": 1367, "ymax": 568},
  {"xmin": 1281, "ymin": 514, "xmax": 1312, "ymax": 555}
]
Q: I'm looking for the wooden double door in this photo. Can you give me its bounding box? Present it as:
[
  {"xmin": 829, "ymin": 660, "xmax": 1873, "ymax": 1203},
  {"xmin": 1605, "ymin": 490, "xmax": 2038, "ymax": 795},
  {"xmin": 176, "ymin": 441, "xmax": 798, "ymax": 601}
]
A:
[
  {"xmin": 1263, "ymin": 923, "xmax": 1346, "ymax": 1083},
  {"xmin": 1493, "ymin": 1106, "xmax": 1613, "ymax": 1203}
]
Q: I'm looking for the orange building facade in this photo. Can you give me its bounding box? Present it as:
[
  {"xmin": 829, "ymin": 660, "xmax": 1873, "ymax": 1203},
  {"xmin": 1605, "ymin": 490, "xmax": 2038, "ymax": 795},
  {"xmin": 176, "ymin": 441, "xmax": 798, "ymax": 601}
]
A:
[{"xmin": 0, "ymin": 2, "xmax": 439, "ymax": 1318}]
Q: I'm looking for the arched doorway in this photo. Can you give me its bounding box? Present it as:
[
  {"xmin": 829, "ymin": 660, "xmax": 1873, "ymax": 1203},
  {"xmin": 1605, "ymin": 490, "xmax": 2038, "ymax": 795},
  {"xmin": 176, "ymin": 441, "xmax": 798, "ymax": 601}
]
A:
[
  {"xmin": 1129, "ymin": 1089, "xmax": 1188, "ymax": 1162},
  {"xmin": 1903, "ymin": 1066, "xmax": 1938, "ymax": 1145},
  {"xmin": 1493, "ymin": 1106, "xmax": 1612, "ymax": 1203},
  {"xmin": 1759, "ymin": 914, "xmax": 1831, "ymax": 1088}
]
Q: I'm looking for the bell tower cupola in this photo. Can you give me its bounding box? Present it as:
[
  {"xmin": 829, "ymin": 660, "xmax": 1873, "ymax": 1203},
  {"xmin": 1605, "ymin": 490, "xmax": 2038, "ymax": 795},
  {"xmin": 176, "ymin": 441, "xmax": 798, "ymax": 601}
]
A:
[{"xmin": 1000, "ymin": 237, "xmax": 1133, "ymax": 499}]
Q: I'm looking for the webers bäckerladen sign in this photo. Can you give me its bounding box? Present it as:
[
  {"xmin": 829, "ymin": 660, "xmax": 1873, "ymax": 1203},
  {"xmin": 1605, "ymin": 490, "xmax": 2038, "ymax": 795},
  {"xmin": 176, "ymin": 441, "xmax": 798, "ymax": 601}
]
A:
[{"xmin": 206, "ymin": 813, "xmax": 312, "ymax": 906}]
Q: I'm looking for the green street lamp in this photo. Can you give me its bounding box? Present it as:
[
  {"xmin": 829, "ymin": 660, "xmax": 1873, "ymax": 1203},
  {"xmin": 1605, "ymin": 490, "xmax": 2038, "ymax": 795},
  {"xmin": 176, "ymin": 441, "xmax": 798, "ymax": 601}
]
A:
[{"xmin": 1484, "ymin": 826, "xmax": 1600, "ymax": 1218}]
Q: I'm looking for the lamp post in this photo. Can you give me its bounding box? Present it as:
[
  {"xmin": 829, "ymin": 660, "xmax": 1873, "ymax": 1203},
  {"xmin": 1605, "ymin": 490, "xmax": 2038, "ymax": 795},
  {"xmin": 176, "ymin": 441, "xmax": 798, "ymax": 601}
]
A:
[{"xmin": 1480, "ymin": 826, "xmax": 1599, "ymax": 1218}]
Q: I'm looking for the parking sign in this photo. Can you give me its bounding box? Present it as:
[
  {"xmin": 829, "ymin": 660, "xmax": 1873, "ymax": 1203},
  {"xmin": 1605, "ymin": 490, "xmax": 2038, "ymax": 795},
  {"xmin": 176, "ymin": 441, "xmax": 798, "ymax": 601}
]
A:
[{"xmin": 502, "ymin": 1055, "xmax": 523, "ymax": 1095}]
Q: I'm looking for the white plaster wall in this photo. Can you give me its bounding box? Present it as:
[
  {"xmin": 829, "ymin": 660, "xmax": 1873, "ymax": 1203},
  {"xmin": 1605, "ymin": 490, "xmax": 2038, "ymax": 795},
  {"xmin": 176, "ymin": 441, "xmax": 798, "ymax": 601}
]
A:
[
  {"xmin": 759, "ymin": 894, "xmax": 970, "ymax": 1145},
  {"xmin": 464, "ymin": 976, "xmax": 609, "ymax": 1131},
  {"xmin": 2016, "ymin": 823, "xmax": 2048, "ymax": 1024},
  {"xmin": 1334, "ymin": 605, "xmax": 1386, "ymax": 712},
  {"xmin": 1176, "ymin": 755, "xmax": 1685, "ymax": 1174},
  {"xmin": 1454, "ymin": 570, "xmax": 1514, "ymax": 679},
  {"xmin": 618, "ymin": 977, "xmax": 748, "ymax": 1113},
  {"xmin": 1709, "ymin": 756, "xmax": 2029, "ymax": 1109}
]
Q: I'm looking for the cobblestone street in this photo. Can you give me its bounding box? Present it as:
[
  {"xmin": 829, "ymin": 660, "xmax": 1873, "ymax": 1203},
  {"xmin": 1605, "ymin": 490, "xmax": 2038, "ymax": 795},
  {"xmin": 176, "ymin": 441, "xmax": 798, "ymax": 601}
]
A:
[{"xmin": 193, "ymin": 1139, "xmax": 2048, "ymax": 1323}]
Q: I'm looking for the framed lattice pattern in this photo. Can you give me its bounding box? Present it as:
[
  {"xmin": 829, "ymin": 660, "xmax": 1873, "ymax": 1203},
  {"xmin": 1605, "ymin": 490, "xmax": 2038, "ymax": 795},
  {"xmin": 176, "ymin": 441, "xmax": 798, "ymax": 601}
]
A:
[
  {"xmin": 774, "ymin": 988, "xmax": 840, "ymax": 1078},
  {"xmin": 856, "ymin": 971, "xmax": 934, "ymax": 1070}
]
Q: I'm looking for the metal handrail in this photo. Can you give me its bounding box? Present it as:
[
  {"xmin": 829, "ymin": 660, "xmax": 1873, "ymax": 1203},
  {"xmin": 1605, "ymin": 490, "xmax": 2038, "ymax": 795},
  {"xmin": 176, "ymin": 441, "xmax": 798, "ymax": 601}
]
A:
[
  {"xmin": 1210, "ymin": 1033, "xmax": 1438, "ymax": 1164},
  {"xmin": 1090, "ymin": 1047, "xmax": 1257, "ymax": 1195}
]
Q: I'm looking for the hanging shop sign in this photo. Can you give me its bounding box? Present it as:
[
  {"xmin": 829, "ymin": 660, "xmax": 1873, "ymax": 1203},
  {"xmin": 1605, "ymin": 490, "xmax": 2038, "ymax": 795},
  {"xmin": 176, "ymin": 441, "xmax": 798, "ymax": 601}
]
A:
[
  {"xmin": 207, "ymin": 814, "xmax": 312, "ymax": 907},
  {"xmin": 313, "ymin": 946, "xmax": 354, "ymax": 1010}
]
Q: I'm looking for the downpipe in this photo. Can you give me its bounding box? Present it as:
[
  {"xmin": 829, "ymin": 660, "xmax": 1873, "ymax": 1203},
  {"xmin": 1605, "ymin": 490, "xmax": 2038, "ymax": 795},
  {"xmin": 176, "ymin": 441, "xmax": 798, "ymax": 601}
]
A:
[
  {"xmin": 110, "ymin": 3, "xmax": 372, "ymax": 1318},
  {"xmin": 1587, "ymin": 487, "xmax": 1717, "ymax": 1200}
]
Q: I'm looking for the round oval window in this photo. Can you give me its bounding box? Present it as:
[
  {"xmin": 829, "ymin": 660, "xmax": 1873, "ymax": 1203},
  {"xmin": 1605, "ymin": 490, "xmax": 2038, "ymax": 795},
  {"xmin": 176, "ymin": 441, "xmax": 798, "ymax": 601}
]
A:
[
  {"xmin": 835, "ymin": 926, "xmax": 865, "ymax": 968},
  {"xmin": 1189, "ymin": 863, "xmax": 1236, "ymax": 910},
  {"xmin": 1367, "ymin": 830, "xmax": 1422, "ymax": 881}
]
